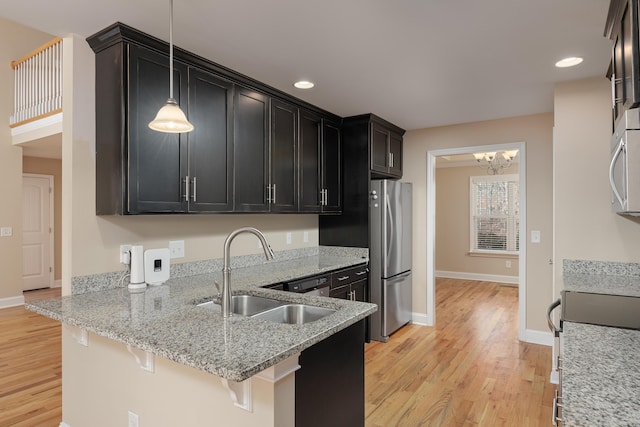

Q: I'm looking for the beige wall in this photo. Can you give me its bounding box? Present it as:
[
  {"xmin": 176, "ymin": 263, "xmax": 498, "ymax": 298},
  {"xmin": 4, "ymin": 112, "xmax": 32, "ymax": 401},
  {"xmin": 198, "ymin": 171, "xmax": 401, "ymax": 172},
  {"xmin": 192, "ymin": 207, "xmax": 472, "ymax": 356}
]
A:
[
  {"xmin": 62, "ymin": 330, "xmax": 294, "ymax": 427},
  {"xmin": 23, "ymin": 157, "xmax": 62, "ymax": 282},
  {"xmin": 404, "ymin": 113, "xmax": 554, "ymax": 333},
  {"xmin": 436, "ymin": 164, "xmax": 519, "ymax": 278},
  {"xmin": 0, "ymin": 18, "xmax": 54, "ymax": 302},
  {"xmin": 554, "ymin": 77, "xmax": 640, "ymax": 291},
  {"xmin": 62, "ymin": 36, "xmax": 319, "ymax": 293}
]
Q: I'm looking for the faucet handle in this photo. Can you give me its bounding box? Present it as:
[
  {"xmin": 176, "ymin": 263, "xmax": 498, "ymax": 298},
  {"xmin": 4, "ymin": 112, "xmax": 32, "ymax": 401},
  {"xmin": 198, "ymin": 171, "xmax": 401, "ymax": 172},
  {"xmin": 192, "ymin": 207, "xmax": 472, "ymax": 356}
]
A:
[{"xmin": 214, "ymin": 281, "xmax": 221, "ymax": 297}]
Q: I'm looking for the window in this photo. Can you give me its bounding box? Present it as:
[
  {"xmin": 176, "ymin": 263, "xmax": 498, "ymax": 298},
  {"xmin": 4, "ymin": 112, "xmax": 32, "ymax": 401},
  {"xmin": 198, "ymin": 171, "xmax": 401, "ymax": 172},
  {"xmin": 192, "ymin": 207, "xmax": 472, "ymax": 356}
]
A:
[{"xmin": 470, "ymin": 174, "xmax": 519, "ymax": 255}]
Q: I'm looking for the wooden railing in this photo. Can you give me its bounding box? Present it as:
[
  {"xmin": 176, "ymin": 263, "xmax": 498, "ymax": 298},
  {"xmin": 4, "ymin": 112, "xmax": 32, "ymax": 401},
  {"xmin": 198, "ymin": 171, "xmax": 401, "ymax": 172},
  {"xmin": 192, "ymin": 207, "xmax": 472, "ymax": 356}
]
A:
[{"xmin": 10, "ymin": 37, "xmax": 63, "ymax": 127}]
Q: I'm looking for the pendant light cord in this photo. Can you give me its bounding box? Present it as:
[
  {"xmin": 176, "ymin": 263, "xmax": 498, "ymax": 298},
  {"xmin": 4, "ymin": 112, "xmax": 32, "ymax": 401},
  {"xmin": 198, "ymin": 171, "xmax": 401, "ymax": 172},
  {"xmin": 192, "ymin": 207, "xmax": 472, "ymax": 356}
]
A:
[{"xmin": 169, "ymin": 0, "xmax": 174, "ymax": 99}]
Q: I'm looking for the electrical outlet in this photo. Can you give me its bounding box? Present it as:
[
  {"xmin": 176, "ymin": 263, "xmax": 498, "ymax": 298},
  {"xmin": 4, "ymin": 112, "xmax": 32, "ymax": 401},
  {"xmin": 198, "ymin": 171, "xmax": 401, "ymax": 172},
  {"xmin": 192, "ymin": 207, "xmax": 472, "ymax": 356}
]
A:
[
  {"xmin": 286, "ymin": 232, "xmax": 292, "ymax": 245},
  {"xmin": 120, "ymin": 244, "xmax": 132, "ymax": 264},
  {"xmin": 303, "ymin": 231, "xmax": 309, "ymax": 243},
  {"xmin": 506, "ymin": 260, "xmax": 512, "ymax": 268},
  {"xmin": 128, "ymin": 411, "xmax": 139, "ymax": 427},
  {"xmin": 169, "ymin": 240, "xmax": 185, "ymax": 259}
]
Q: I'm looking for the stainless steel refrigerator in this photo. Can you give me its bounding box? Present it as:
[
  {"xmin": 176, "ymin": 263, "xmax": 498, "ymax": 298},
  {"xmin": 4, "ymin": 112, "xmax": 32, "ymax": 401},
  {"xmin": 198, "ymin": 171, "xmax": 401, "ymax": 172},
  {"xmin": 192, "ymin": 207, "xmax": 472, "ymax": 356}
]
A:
[{"xmin": 369, "ymin": 180, "xmax": 412, "ymax": 342}]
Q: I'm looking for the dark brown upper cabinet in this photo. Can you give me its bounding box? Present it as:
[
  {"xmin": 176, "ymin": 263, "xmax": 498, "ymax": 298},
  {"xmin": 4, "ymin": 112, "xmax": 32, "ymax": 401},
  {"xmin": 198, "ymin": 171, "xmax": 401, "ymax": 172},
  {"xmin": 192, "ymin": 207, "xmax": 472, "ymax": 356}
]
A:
[
  {"xmin": 233, "ymin": 88, "xmax": 270, "ymax": 212},
  {"xmin": 88, "ymin": 23, "xmax": 342, "ymax": 215},
  {"xmin": 270, "ymin": 99, "xmax": 299, "ymax": 213},
  {"xmin": 369, "ymin": 117, "xmax": 405, "ymax": 179},
  {"xmin": 605, "ymin": 0, "xmax": 640, "ymax": 127}
]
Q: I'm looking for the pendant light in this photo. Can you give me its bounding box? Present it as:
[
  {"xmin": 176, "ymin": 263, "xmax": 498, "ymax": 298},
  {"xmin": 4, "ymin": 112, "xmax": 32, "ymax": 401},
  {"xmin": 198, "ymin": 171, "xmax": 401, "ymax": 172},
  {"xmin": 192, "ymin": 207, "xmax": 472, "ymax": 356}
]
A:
[{"xmin": 149, "ymin": 0, "xmax": 194, "ymax": 133}]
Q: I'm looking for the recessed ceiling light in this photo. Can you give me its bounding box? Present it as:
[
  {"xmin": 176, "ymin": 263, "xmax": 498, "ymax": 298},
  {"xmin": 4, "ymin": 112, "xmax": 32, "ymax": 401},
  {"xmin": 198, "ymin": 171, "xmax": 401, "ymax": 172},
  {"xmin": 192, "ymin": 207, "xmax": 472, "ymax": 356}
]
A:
[
  {"xmin": 555, "ymin": 57, "xmax": 583, "ymax": 68},
  {"xmin": 294, "ymin": 80, "xmax": 315, "ymax": 89}
]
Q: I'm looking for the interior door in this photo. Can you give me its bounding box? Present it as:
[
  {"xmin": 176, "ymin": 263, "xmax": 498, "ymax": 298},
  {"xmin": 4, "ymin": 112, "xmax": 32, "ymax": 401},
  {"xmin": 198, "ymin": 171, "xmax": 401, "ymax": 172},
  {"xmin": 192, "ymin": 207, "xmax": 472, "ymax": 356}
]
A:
[{"xmin": 22, "ymin": 174, "xmax": 53, "ymax": 291}]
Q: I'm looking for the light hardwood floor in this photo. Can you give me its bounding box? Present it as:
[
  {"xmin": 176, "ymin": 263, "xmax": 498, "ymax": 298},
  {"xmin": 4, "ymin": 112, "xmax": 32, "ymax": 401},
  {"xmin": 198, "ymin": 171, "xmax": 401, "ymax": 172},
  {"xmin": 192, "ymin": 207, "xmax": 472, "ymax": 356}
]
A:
[
  {"xmin": 365, "ymin": 278, "xmax": 554, "ymax": 426},
  {"xmin": 1, "ymin": 282, "xmax": 553, "ymax": 426},
  {"xmin": 0, "ymin": 288, "xmax": 62, "ymax": 427}
]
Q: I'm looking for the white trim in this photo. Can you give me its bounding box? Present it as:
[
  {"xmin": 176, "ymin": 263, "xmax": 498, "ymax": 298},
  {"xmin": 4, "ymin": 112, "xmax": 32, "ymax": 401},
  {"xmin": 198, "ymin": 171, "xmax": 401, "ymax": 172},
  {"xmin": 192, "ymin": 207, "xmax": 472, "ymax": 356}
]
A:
[
  {"xmin": 411, "ymin": 312, "xmax": 429, "ymax": 326},
  {"xmin": 11, "ymin": 112, "xmax": 63, "ymax": 136},
  {"xmin": 521, "ymin": 329, "xmax": 553, "ymax": 346},
  {"xmin": 54, "ymin": 279, "xmax": 62, "ymax": 288},
  {"xmin": 427, "ymin": 142, "xmax": 527, "ymax": 339},
  {"xmin": 0, "ymin": 295, "xmax": 25, "ymax": 309},
  {"xmin": 59, "ymin": 423, "xmax": 71, "ymax": 427},
  {"xmin": 435, "ymin": 270, "xmax": 519, "ymax": 285},
  {"xmin": 549, "ymin": 370, "xmax": 559, "ymax": 385}
]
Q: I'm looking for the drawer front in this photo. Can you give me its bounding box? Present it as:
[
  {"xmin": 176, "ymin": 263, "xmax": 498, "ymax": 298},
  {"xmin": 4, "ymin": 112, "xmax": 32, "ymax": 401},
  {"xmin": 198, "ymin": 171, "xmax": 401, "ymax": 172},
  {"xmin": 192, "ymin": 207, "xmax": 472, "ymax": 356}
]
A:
[{"xmin": 330, "ymin": 264, "xmax": 368, "ymax": 288}]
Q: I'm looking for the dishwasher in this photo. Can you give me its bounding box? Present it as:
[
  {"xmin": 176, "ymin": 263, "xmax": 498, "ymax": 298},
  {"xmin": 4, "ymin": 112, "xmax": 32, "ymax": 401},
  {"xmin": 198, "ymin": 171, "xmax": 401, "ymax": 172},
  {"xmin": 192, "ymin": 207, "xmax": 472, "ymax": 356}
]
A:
[{"xmin": 280, "ymin": 273, "xmax": 331, "ymax": 297}]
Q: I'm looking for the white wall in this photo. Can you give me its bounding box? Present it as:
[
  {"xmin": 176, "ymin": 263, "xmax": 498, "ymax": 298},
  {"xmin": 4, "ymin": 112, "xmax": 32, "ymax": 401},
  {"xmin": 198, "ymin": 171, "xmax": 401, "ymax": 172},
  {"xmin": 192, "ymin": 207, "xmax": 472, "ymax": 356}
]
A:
[{"xmin": 553, "ymin": 77, "xmax": 640, "ymax": 292}]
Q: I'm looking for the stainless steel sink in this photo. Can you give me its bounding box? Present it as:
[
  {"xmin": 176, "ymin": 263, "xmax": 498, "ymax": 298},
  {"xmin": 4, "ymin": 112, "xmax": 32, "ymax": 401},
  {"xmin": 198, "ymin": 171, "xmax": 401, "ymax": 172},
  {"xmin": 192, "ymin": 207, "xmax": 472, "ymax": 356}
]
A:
[
  {"xmin": 251, "ymin": 304, "xmax": 336, "ymax": 324},
  {"xmin": 198, "ymin": 295, "xmax": 284, "ymax": 316}
]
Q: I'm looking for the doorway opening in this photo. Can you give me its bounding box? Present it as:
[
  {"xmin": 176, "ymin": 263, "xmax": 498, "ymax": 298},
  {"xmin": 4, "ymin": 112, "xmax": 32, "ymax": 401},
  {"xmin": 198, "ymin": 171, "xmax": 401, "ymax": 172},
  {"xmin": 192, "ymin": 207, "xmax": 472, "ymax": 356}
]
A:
[{"xmin": 426, "ymin": 142, "xmax": 527, "ymax": 340}]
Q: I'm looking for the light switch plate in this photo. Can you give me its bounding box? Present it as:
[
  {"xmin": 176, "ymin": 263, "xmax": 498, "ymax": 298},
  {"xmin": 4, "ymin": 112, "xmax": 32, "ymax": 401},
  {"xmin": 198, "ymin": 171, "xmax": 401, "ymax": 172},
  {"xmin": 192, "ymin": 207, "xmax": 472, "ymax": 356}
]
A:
[
  {"xmin": 531, "ymin": 230, "xmax": 541, "ymax": 243},
  {"xmin": 1, "ymin": 227, "xmax": 12, "ymax": 237}
]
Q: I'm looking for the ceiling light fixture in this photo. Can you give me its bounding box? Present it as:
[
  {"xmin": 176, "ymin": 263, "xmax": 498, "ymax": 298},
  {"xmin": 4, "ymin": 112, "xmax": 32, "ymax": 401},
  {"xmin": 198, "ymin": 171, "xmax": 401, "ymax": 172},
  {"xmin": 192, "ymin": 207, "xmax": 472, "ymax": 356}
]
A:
[
  {"xmin": 474, "ymin": 150, "xmax": 518, "ymax": 175},
  {"xmin": 555, "ymin": 57, "xmax": 583, "ymax": 68},
  {"xmin": 294, "ymin": 80, "xmax": 315, "ymax": 89},
  {"xmin": 149, "ymin": 0, "xmax": 194, "ymax": 133}
]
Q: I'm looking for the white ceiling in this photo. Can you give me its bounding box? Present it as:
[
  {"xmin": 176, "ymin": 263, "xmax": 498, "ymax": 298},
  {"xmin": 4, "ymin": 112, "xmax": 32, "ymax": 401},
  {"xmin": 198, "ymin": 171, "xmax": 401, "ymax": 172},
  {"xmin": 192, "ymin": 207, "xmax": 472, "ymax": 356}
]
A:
[{"xmin": 1, "ymin": 0, "xmax": 612, "ymax": 131}]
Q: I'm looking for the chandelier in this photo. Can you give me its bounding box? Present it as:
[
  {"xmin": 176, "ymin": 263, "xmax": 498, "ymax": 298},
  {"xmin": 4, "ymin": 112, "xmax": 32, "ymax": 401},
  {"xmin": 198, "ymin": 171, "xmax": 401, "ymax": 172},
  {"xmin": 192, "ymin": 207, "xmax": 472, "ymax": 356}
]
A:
[{"xmin": 473, "ymin": 150, "xmax": 518, "ymax": 175}]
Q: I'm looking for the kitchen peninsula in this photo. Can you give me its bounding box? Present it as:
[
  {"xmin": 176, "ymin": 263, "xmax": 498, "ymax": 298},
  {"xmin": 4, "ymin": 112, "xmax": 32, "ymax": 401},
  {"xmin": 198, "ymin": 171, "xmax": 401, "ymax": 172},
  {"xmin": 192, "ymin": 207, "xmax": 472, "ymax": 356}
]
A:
[{"xmin": 27, "ymin": 247, "xmax": 375, "ymax": 427}]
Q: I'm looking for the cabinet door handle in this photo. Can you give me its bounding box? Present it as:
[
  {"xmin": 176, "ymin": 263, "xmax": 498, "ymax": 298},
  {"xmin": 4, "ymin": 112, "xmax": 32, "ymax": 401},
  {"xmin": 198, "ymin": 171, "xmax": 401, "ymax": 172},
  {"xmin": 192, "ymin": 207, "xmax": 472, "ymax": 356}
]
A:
[
  {"xmin": 266, "ymin": 185, "xmax": 271, "ymax": 203},
  {"xmin": 184, "ymin": 175, "xmax": 190, "ymax": 202},
  {"xmin": 192, "ymin": 177, "xmax": 197, "ymax": 202},
  {"xmin": 390, "ymin": 152, "xmax": 394, "ymax": 168},
  {"xmin": 337, "ymin": 275, "xmax": 349, "ymax": 281},
  {"xmin": 272, "ymin": 184, "xmax": 277, "ymax": 204},
  {"xmin": 355, "ymin": 270, "xmax": 367, "ymax": 276},
  {"xmin": 323, "ymin": 189, "xmax": 328, "ymax": 206}
]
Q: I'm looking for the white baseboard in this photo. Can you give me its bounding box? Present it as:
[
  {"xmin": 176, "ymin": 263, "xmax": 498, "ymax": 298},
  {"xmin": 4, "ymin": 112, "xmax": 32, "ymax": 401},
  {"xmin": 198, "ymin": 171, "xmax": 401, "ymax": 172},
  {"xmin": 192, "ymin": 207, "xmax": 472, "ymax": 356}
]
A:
[
  {"xmin": 59, "ymin": 422, "xmax": 71, "ymax": 427},
  {"xmin": 0, "ymin": 295, "xmax": 25, "ymax": 309},
  {"xmin": 521, "ymin": 329, "xmax": 553, "ymax": 346},
  {"xmin": 411, "ymin": 312, "xmax": 431, "ymax": 326},
  {"xmin": 549, "ymin": 370, "xmax": 559, "ymax": 385},
  {"xmin": 436, "ymin": 270, "xmax": 519, "ymax": 285},
  {"xmin": 53, "ymin": 279, "xmax": 62, "ymax": 288}
]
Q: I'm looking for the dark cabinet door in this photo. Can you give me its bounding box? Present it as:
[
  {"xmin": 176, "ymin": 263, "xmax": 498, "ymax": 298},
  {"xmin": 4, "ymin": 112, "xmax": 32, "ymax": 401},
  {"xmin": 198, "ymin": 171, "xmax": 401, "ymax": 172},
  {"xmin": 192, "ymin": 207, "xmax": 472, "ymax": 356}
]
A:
[
  {"xmin": 351, "ymin": 279, "xmax": 367, "ymax": 302},
  {"xmin": 233, "ymin": 88, "xmax": 270, "ymax": 212},
  {"xmin": 388, "ymin": 131, "xmax": 403, "ymax": 178},
  {"xmin": 187, "ymin": 68, "xmax": 234, "ymax": 212},
  {"xmin": 128, "ymin": 45, "xmax": 189, "ymax": 213},
  {"xmin": 270, "ymin": 99, "xmax": 298, "ymax": 212},
  {"xmin": 322, "ymin": 119, "xmax": 341, "ymax": 213},
  {"xmin": 622, "ymin": 0, "xmax": 640, "ymax": 109},
  {"xmin": 329, "ymin": 284, "xmax": 351, "ymax": 300},
  {"xmin": 370, "ymin": 122, "xmax": 389, "ymax": 174},
  {"xmin": 299, "ymin": 109, "xmax": 322, "ymax": 212}
]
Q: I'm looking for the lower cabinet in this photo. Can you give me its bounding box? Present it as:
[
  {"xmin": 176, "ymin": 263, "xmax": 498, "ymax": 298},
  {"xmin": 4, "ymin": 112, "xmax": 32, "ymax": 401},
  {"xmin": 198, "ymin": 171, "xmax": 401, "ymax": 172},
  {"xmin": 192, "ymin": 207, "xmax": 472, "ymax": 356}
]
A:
[
  {"xmin": 295, "ymin": 320, "xmax": 366, "ymax": 427},
  {"xmin": 329, "ymin": 264, "xmax": 369, "ymax": 302}
]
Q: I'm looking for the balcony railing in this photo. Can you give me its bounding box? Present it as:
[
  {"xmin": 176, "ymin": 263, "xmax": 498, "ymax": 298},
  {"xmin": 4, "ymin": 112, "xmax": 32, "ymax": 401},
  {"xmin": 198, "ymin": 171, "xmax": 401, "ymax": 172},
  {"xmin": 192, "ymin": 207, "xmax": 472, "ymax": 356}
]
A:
[{"xmin": 10, "ymin": 37, "xmax": 63, "ymax": 127}]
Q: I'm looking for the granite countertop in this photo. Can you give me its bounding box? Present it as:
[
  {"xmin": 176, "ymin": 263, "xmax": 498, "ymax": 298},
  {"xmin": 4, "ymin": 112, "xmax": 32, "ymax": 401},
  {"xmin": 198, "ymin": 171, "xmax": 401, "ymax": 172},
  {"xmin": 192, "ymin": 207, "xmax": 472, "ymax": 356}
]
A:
[
  {"xmin": 563, "ymin": 273, "xmax": 640, "ymax": 297},
  {"xmin": 562, "ymin": 322, "xmax": 640, "ymax": 427},
  {"xmin": 26, "ymin": 247, "xmax": 376, "ymax": 382}
]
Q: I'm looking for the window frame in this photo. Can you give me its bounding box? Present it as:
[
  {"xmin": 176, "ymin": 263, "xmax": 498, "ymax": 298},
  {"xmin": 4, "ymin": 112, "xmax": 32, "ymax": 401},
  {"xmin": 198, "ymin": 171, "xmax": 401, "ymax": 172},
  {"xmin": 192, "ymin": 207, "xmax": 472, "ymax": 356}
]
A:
[{"xmin": 469, "ymin": 173, "xmax": 520, "ymax": 256}]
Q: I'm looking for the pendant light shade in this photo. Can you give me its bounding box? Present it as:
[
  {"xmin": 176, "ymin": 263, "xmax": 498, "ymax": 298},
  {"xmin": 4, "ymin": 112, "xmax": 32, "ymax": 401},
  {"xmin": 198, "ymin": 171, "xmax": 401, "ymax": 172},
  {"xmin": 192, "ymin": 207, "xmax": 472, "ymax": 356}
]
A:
[
  {"xmin": 149, "ymin": 98, "xmax": 194, "ymax": 133},
  {"xmin": 149, "ymin": 0, "xmax": 194, "ymax": 133}
]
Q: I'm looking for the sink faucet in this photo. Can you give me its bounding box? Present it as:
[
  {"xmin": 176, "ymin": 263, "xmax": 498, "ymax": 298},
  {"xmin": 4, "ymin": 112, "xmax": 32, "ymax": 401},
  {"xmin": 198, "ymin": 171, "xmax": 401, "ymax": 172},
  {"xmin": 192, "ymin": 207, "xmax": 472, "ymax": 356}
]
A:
[{"xmin": 222, "ymin": 227, "xmax": 275, "ymax": 318}]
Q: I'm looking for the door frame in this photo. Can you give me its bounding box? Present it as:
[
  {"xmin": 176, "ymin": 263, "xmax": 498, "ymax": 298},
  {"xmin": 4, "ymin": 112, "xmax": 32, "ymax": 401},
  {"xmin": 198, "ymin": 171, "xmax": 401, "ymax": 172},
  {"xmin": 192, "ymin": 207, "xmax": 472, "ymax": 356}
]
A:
[
  {"xmin": 426, "ymin": 141, "xmax": 526, "ymax": 341},
  {"xmin": 22, "ymin": 173, "xmax": 54, "ymax": 289}
]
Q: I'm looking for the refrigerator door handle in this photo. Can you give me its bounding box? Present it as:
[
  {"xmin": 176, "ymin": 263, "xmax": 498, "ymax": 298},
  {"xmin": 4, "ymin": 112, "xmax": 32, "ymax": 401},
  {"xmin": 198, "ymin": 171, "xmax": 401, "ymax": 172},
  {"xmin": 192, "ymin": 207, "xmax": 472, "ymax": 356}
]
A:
[{"xmin": 386, "ymin": 191, "xmax": 394, "ymax": 265}]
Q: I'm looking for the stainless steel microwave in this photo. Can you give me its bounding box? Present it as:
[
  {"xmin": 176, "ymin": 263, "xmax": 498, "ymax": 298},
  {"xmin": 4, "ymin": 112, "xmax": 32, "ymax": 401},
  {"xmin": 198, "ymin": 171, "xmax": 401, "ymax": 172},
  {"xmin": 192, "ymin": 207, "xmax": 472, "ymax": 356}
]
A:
[{"xmin": 610, "ymin": 108, "xmax": 640, "ymax": 215}]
